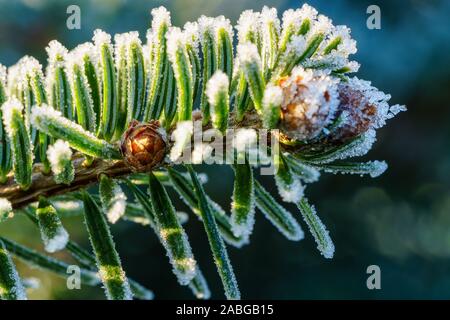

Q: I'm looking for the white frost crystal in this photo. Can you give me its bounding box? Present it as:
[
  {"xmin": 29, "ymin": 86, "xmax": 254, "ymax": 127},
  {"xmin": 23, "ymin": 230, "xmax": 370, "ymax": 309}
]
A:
[
  {"xmin": 282, "ymin": 4, "xmax": 318, "ymax": 32},
  {"xmin": 42, "ymin": 222, "xmax": 69, "ymax": 253},
  {"xmin": 151, "ymin": 6, "xmax": 171, "ymax": 31},
  {"xmin": 46, "ymin": 40, "xmax": 68, "ymax": 67},
  {"xmin": 6, "ymin": 63, "xmax": 21, "ymax": 95},
  {"xmin": 31, "ymin": 104, "xmax": 118, "ymax": 159},
  {"xmin": 21, "ymin": 56, "xmax": 44, "ymax": 80},
  {"xmin": 262, "ymin": 85, "xmax": 283, "ymax": 128},
  {"xmin": 100, "ymin": 178, "xmax": 127, "ymax": 224},
  {"xmin": 329, "ymin": 25, "xmax": 357, "ymax": 56},
  {"xmin": 0, "ymin": 64, "xmax": 7, "ymax": 87},
  {"xmin": 317, "ymin": 129, "xmax": 378, "ymax": 164},
  {"xmin": 158, "ymin": 226, "xmax": 197, "ymax": 285},
  {"xmin": 237, "ymin": 42, "xmax": 261, "ymax": 69},
  {"xmin": 114, "ymin": 32, "xmax": 140, "ymax": 66},
  {"xmin": 1, "ymin": 98, "xmax": 23, "ymax": 136},
  {"xmin": 310, "ymin": 14, "xmax": 333, "ymax": 36},
  {"xmin": 197, "ymin": 16, "xmax": 216, "ymax": 40},
  {"xmin": 263, "ymin": 85, "xmax": 283, "ymax": 107},
  {"xmin": 285, "ymin": 34, "xmax": 307, "ymax": 58},
  {"xmin": 214, "ymin": 15, "xmax": 234, "ymax": 40},
  {"xmin": 47, "ymin": 140, "xmax": 74, "ymax": 185},
  {"xmin": 106, "ymin": 188, "xmax": 127, "ymax": 224},
  {"xmin": 275, "ymin": 173, "xmax": 304, "ymax": 203},
  {"xmin": 47, "ymin": 140, "xmax": 72, "ymax": 176},
  {"xmin": 69, "ymin": 42, "xmax": 99, "ymax": 69},
  {"xmin": 35, "ymin": 197, "xmax": 70, "ymax": 253},
  {"xmin": 183, "ymin": 21, "xmax": 200, "ymax": 51},
  {"xmin": 236, "ymin": 10, "xmax": 261, "ymax": 42},
  {"xmin": 166, "ymin": 27, "xmax": 188, "ymax": 64},
  {"xmin": 260, "ymin": 6, "xmax": 280, "ymax": 32},
  {"xmin": 93, "ymin": 29, "xmax": 112, "ymax": 47},
  {"xmin": 0, "ymin": 198, "xmax": 13, "ymax": 222},
  {"xmin": 230, "ymin": 187, "xmax": 256, "ymax": 239},
  {"xmin": 206, "ymin": 70, "xmax": 229, "ymax": 107},
  {"xmin": 297, "ymin": 200, "xmax": 335, "ymax": 259}
]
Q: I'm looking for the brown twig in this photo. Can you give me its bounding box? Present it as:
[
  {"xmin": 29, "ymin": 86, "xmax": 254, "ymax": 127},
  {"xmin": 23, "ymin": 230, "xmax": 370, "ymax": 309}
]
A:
[
  {"xmin": 2, "ymin": 155, "xmax": 131, "ymax": 209},
  {"xmin": 0, "ymin": 111, "xmax": 277, "ymax": 209}
]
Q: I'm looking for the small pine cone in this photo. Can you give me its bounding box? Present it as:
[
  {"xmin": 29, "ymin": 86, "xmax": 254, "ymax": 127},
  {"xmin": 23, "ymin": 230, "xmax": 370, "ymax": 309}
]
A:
[
  {"xmin": 332, "ymin": 77, "xmax": 393, "ymax": 143},
  {"xmin": 333, "ymin": 84, "xmax": 376, "ymax": 142},
  {"xmin": 120, "ymin": 120, "xmax": 167, "ymax": 172},
  {"xmin": 278, "ymin": 67, "xmax": 339, "ymax": 141}
]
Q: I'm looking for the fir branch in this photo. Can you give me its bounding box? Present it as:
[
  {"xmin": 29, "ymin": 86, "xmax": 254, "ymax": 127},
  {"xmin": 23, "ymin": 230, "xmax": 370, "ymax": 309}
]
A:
[{"xmin": 0, "ymin": 4, "xmax": 405, "ymax": 300}]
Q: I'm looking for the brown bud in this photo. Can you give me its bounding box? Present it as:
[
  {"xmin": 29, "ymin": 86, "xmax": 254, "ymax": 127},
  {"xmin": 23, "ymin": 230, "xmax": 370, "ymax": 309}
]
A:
[
  {"xmin": 332, "ymin": 83, "xmax": 378, "ymax": 143},
  {"xmin": 277, "ymin": 69, "xmax": 338, "ymax": 142},
  {"xmin": 120, "ymin": 120, "xmax": 167, "ymax": 172}
]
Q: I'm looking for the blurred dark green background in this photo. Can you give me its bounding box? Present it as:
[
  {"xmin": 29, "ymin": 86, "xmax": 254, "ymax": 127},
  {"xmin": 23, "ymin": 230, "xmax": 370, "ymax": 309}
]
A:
[{"xmin": 0, "ymin": 0, "xmax": 449, "ymax": 299}]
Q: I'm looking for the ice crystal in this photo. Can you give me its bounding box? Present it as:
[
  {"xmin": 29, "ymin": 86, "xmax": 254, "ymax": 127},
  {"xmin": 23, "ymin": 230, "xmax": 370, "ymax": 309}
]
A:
[
  {"xmin": 100, "ymin": 177, "xmax": 127, "ymax": 224},
  {"xmin": 281, "ymin": 4, "xmax": 318, "ymax": 32},
  {"xmin": 70, "ymin": 42, "xmax": 99, "ymax": 68},
  {"xmin": 2, "ymin": 98, "xmax": 24, "ymax": 136},
  {"xmin": 93, "ymin": 29, "xmax": 112, "ymax": 48},
  {"xmin": 166, "ymin": 27, "xmax": 188, "ymax": 64},
  {"xmin": 297, "ymin": 199, "xmax": 334, "ymax": 259},
  {"xmin": 47, "ymin": 140, "xmax": 72, "ymax": 176},
  {"xmin": 260, "ymin": 6, "xmax": 280, "ymax": 33},
  {"xmin": 188, "ymin": 269, "xmax": 211, "ymax": 300},
  {"xmin": 275, "ymin": 173, "xmax": 304, "ymax": 203},
  {"xmin": 237, "ymin": 43, "xmax": 261, "ymax": 70},
  {"xmin": 42, "ymin": 225, "xmax": 69, "ymax": 253},
  {"xmin": 158, "ymin": 226, "xmax": 197, "ymax": 285},
  {"xmin": 0, "ymin": 64, "xmax": 7, "ymax": 87},
  {"xmin": 236, "ymin": 10, "xmax": 261, "ymax": 43},
  {"xmin": 151, "ymin": 6, "xmax": 171, "ymax": 31},
  {"xmin": 0, "ymin": 198, "xmax": 13, "ymax": 222},
  {"xmin": 206, "ymin": 70, "xmax": 229, "ymax": 107},
  {"xmin": 183, "ymin": 21, "xmax": 200, "ymax": 52},
  {"xmin": 36, "ymin": 198, "xmax": 70, "ymax": 253},
  {"xmin": 230, "ymin": 192, "xmax": 256, "ymax": 238},
  {"xmin": 46, "ymin": 40, "xmax": 67, "ymax": 68}
]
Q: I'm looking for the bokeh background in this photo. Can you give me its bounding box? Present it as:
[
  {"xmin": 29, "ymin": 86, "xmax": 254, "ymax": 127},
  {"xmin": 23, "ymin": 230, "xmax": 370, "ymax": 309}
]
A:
[{"xmin": 0, "ymin": 0, "xmax": 449, "ymax": 299}]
